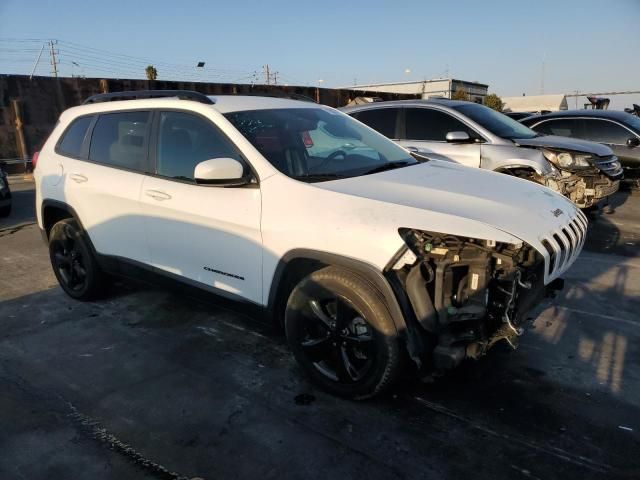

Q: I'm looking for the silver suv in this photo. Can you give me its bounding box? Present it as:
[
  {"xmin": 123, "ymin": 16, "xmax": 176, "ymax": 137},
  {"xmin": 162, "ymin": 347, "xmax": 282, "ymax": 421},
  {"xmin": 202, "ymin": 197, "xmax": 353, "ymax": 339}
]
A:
[{"xmin": 341, "ymin": 100, "xmax": 623, "ymax": 209}]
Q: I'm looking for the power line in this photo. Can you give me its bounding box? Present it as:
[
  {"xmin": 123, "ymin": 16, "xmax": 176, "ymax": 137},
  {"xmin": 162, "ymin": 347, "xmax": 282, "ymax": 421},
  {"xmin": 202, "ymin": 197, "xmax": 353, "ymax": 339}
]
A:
[{"xmin": 0, "ymin": 38, "xmax": 308, "ymax": 85}]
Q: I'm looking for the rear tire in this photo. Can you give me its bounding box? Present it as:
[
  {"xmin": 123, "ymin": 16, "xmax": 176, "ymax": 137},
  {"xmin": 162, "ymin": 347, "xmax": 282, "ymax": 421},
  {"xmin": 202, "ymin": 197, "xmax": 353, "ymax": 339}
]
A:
[
  {"xmin": 285, "ymin": 266, "xmax": 402, "ymax": 399},
  {"xmin": 48, "ymin": 219, "xmax": 105, "ymax": 300}
]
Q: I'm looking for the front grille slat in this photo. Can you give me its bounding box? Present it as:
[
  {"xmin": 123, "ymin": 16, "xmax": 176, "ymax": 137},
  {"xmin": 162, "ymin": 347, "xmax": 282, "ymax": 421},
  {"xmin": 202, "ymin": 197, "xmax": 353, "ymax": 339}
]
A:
[{"xmin": 541, "ymin": 212, "xmax": 588, "ymax": 281}]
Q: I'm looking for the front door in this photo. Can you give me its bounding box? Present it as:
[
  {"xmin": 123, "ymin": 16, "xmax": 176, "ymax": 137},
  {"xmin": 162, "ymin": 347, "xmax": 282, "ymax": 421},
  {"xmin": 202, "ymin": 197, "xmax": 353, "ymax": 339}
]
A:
[
  {"xmin": 140, "ymin": 110, "xmax": 263, "ymax": 303},
  {"xmin": 397, "ymin": 107, "xmax": 481, "ymax": 168},
  {"xmin": 583, "ymin": 118, "xmax": 640, "ymax": 167}
]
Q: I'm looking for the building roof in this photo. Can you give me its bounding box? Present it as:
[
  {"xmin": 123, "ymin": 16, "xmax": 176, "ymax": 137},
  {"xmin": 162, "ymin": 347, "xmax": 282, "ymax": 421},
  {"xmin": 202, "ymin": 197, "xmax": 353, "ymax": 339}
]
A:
[{"xmin": 502, "ymin": 94, "xmax": 568, "ymax": 112}]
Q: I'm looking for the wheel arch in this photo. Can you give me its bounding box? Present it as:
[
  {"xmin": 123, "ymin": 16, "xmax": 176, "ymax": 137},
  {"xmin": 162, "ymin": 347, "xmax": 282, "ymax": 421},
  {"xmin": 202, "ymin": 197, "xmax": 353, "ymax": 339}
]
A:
[
  {"xmin": 40, "ymin": 200, "xmax": 98, "ymax": 257},
  {"xmin": 267, "ymin": 249, "xmax": 409, "ymax": 334}
]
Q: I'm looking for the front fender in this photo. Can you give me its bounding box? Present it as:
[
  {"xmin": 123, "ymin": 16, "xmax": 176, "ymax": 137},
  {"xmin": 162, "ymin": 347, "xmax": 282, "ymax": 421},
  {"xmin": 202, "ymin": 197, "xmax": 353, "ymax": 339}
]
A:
[{"xmin": 481, "ymin": 145, "xmax": 553, "ymax": 176}]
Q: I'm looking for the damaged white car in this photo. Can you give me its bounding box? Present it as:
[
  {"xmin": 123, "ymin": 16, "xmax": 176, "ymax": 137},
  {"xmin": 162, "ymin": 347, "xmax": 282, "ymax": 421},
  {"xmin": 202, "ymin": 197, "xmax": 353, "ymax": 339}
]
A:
[
  {"xmin": 342, "ymin": 100, "xmax": 623, "ymax": 209},
  {"xmin": 35, "ymin": 91, "xmax": 585, "ymax": 399}
]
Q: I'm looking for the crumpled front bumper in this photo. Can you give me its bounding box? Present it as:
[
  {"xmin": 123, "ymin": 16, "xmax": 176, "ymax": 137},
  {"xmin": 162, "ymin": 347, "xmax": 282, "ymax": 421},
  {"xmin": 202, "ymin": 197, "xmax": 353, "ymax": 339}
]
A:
[{"xmin": 545, "ymin": 170, "xmax": 620, "ymax": 209}]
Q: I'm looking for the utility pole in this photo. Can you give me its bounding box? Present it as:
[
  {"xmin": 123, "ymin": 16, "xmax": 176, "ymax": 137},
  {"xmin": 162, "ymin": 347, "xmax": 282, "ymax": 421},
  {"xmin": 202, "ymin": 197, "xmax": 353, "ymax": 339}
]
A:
[
  {"xmin": 262, "ymin": 65, "xmax": 279, "ymax": 85},
  {"xmin": 263, "ymin": 64, "xmax": 271, "ymax": 85},
  {"xmin": 30, "ymin": 43, "xmax": 46, "ymax": 79},
  {"xmin": 49, "ymin": 40, "xmax": 59, "ymax": 78}
]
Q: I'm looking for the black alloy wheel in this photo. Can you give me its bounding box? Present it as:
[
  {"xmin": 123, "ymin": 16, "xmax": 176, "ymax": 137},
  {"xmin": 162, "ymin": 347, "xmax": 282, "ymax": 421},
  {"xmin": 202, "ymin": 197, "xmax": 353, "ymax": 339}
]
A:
[
  {"xmin": 48, "ymin": 219, "xmax": 104, "ymax": 300},
  {"xmin": 286, "ymin": 266, "xmax": 402, "ymax": 399}
]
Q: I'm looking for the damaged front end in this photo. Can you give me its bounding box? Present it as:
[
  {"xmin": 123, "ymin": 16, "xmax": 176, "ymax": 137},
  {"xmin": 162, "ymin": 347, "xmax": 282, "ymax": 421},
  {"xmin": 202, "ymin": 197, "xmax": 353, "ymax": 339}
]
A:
[
  {"xmin": 387, "ymin": 229, "xmax": 563, "ymax": 373},
  {"xmin": 539, "ymin": 150, "xmax": 622, "ymax": 209}
]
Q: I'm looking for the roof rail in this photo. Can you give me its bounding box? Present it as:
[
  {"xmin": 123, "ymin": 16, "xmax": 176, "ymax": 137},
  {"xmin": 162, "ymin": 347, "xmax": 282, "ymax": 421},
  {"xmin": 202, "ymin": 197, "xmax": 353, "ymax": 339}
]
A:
[
  {"xmin": 83, "ymin": 90, "xmax": 215, "ymax": 105},
  {"xmin": 241, "ymin": 92, "xmax": 317, "ymax": 103}
]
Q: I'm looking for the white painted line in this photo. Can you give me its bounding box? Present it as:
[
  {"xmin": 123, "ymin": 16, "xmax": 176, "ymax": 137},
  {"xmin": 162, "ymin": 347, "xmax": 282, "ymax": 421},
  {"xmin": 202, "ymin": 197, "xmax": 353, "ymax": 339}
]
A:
[{"xmin": 549, "ymin": 306, "xmax": 639, "ymax": 327}]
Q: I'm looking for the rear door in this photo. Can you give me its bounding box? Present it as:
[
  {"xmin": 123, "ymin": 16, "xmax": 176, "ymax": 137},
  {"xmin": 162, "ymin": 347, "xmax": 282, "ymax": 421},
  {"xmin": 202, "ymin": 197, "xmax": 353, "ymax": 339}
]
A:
[
  {"xmin": 398, "ymin": 107, "xmax": 481, "ymax": 167},
  {"xmin": 140, "ymin": 110, "xmax": 263, "ymax": 303},
  {"xmin": 61, "ymin": 110, "xmax": 151, "ymax": 264}
]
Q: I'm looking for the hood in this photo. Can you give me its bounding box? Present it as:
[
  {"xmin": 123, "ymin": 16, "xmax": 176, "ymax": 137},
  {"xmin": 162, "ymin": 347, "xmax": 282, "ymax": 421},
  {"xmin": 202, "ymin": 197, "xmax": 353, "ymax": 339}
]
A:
[
  {"xmin": 513, "ymin": 135, "xmax": 613, "ymax": 157},
  {"xmin": 315, "ymin": 160, "xmax": 581, "ymax": 246}
]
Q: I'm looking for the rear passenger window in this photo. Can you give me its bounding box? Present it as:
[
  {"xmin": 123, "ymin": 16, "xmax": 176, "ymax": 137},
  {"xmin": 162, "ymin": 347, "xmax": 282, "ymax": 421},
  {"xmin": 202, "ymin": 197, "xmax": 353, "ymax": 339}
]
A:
[
  {"xmin": 89, "ymin": 111, "xmax": 150, "ymax": 171},
  {"xmin": 57, "ymin": 116, "xmax": 93, "ymax": 158},
  {"xmin": 352, "ymin": 108, "xmax": 399, "ymax": 138},
  {"xmin": 156, "ymin": 111, "xmax": 243, "ymax": 181}
]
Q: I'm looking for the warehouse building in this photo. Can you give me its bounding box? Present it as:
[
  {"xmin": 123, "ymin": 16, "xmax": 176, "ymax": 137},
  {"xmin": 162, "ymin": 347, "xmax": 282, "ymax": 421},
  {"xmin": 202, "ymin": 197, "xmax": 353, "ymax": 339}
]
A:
[{"xmin": 348, "ymin": 78, "xmax": 489, "ymax": 103}]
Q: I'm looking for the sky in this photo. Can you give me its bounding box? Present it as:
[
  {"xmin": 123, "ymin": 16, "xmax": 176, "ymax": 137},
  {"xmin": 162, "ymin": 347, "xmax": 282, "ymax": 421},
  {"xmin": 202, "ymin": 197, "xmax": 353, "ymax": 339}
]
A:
[{"xmin": 1, "ymin": 0, "xmax": 639, "ymax": 106}]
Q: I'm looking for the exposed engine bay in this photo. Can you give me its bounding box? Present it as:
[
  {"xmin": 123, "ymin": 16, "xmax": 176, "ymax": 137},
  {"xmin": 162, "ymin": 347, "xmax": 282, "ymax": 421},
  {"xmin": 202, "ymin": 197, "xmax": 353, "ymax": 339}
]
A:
[
  {"xmin": 389, "ymin": 229, "xmax": 563, "ymax": 373},
  {"xmin": 515, "ymin": 168, "xmax": 619, "ymax": 209},
  {"xmin": 543, "ymin": 170, "xmax": 619, "ymax": 209}
]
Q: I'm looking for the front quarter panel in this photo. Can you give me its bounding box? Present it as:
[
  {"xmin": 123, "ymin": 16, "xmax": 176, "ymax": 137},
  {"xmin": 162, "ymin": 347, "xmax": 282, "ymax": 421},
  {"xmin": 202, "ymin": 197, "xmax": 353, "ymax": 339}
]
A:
[
  {"xmin": 259, "ymin": 174, "xmax": 521, "ymax": 305},
  {"xmin": 481, "ymin": 143, "xmax": 553, "ymax": 175}
]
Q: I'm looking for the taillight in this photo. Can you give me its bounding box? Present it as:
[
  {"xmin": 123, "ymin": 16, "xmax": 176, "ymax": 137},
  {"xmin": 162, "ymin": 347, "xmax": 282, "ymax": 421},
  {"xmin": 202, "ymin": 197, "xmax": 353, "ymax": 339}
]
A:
[{"xmin": 31, "ymin": 151, "xmax": 40, "ymax": 170}]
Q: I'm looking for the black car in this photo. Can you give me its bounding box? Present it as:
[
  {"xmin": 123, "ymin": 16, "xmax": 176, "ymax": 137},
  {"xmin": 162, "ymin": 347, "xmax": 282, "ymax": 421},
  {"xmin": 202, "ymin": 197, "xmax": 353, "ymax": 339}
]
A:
[
  {"xmin": 0, "ymin": 163, "xmax": 11, "ymax": 217},
  {"xmin": 521, "ymin": 110, "xmax": 640, "ymax": 173},
  {"xmin": 504, "ymin": 111, "xmax": 538, "ymax": 121}
]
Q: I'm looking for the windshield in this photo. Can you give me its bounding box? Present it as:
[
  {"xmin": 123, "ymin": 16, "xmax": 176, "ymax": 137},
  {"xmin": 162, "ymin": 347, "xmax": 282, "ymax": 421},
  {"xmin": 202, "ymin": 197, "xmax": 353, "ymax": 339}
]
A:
[
  {"xmin": 224, "ymin": 108, "xmax": 417, "ymax": 182},
  {"xmin": 453, "ymin": 103, "xmax": 538, "ymax": 140}
]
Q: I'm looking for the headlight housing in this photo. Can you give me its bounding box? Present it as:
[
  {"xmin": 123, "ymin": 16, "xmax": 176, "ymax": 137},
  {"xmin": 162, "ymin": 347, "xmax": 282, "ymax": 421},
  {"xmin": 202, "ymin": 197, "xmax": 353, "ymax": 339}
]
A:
[{"xmin": 542, "ymin": 148, "xmax": 593, "ymax": 169}]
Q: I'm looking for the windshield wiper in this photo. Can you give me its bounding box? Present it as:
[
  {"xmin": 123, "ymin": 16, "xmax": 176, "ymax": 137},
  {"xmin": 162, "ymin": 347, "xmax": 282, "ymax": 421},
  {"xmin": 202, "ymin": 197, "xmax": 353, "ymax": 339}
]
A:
[
  {"xmin": 294, "ymin": 173, "xmax": 345, "ymax": 182},
  {"xmin": 363, "ymin": 161, "xmax": 413, "ymax": 175}
]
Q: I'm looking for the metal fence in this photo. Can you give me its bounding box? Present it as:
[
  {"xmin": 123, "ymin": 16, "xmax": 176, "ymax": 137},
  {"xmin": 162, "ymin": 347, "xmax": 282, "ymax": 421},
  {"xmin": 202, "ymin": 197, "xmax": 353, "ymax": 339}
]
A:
[{"xmin": 1, "ymin": 157, "xmax": 33, "ymax": 174}]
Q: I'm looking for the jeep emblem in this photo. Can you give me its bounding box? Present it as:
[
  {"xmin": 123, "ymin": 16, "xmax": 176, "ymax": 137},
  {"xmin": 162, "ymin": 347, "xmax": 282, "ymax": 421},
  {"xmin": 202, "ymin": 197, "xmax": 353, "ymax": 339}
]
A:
[{"xmin": 552, "ymin": 208, "xmax": 564, "ymax": 217}]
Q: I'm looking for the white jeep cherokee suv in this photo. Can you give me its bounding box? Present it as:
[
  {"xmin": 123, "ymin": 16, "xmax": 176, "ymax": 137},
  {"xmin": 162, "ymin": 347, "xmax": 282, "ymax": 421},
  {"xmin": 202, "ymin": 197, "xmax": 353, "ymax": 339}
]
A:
[{"xmin": 35, "ymin": 90, "xmax": 586, "ymax": 399}]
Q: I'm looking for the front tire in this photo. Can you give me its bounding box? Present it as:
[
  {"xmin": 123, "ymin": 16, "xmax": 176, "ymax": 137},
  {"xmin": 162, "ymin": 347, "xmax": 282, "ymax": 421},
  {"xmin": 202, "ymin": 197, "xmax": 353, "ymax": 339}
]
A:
[
  {"xmin": 48, "ymin": 219, "xmax": 105, "ymax": 300},
  {"xmin": 285, "ymin": 266, "xmax": 402, "ymax": 399}
]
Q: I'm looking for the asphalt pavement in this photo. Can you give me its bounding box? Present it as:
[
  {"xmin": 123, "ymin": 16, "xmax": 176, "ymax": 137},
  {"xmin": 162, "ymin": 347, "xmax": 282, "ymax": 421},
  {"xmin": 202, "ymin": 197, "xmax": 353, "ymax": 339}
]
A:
[{"xmin": 1, "ymin": 181, "xmax": 639, "ymax": 480}]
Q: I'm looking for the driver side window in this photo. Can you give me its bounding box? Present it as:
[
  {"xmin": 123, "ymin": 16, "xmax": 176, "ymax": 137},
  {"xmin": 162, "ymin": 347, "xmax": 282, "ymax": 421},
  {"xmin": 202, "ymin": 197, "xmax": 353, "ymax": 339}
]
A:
[
  {"xmin": 404, "ymin": 108, "xmax": 478, "ymax": 141},
  {"xmin": 156, "ymin": 111, "xmax": 243, "ymax": 182}
]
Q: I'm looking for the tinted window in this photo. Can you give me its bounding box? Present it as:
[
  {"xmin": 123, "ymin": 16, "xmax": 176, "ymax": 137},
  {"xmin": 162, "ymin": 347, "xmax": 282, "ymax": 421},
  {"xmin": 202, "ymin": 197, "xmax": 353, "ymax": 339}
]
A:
[
  {"xmin": 533, "ymin": 119, "xmax": 584, "ymax": 138},
  {"xmin": 57, "ymin": 116, "xmax": 93, "ymax": 157},
  {"xmin": 89, "ymin": 111, "xmax": 150, "ymax": 170},
  {"xmin": 352, "ymin": 108, "xmax": 399, "ymax": 138},
  {"xmin": 583, "ymin": 119, "xmax": 632, "ymax": 145},
  {"xmin": 452, "ymin": 103, "xmax": 537, "ymax": 139},
  {"xmin": 156, "ymin": 111, "xmax": 243, "ymax": 181},
  {"xmin": 405, "ymin": 108, "xmax": 477, "ymax": 141}
]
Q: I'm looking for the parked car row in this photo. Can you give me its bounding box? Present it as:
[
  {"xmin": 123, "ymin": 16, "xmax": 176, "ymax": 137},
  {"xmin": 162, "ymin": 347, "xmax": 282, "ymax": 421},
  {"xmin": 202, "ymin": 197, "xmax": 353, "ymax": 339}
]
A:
[
  {"xmin": 35, "ymin": 91, "xmax": 586, "ymax": 399},
  {"xmin": 520, "ymin": 109, "xmax": 640, "ymax": 174},
  {"xmin": 340, "ymin": 99, "xmax": 623, "ymax": 209}
]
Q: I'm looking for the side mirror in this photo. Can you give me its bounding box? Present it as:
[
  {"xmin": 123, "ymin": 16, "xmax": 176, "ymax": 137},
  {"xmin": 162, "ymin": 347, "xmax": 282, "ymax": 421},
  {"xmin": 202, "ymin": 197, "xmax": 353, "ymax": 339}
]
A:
[
  {"xmin": 445, "ymin": 131, "xmax": 471, "ymax": 143},
  {"xmin": 627, "ymin": 137, "xmax": 640, "ymax": 148},
  {"xmin": 194, "ymin": 157, "xmax": 251, "ymax": 186}
]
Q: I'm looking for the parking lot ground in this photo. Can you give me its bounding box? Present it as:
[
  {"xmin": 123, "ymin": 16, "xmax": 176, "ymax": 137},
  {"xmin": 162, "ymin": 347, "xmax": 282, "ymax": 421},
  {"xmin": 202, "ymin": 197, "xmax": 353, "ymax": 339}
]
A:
[{"xmin": 1, "ymin": 183, "xmax": 639, "ymax": 480}]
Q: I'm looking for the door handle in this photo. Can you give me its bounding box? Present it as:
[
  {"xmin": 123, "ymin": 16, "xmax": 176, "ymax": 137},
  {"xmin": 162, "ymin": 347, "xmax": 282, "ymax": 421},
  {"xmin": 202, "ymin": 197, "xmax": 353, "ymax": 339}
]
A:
[
  {"xmin": 406, "ymin": 146, "xmax": 419, "ymax": 152},
  {"xmin": 145, "ymin": 189, "xmax": 172, "ymax": 201},
  {"xmin": 69, "ymin": 173, "xmax": 88, "ymax": 183}
]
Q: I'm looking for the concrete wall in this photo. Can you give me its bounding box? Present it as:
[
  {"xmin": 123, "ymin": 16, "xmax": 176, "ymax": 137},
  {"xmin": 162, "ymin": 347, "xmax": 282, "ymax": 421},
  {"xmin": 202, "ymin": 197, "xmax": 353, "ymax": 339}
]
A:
[{"xmin": 0, "ymin": 75, "xmax": 418, "ymax": 171}]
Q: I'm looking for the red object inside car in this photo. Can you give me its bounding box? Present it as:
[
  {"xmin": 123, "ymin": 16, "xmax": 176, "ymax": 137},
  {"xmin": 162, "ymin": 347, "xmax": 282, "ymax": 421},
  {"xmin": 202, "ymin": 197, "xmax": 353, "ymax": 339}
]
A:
[{"xmin": 31, "ymin": 151, "xmax": 40, "ymax": 170}]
